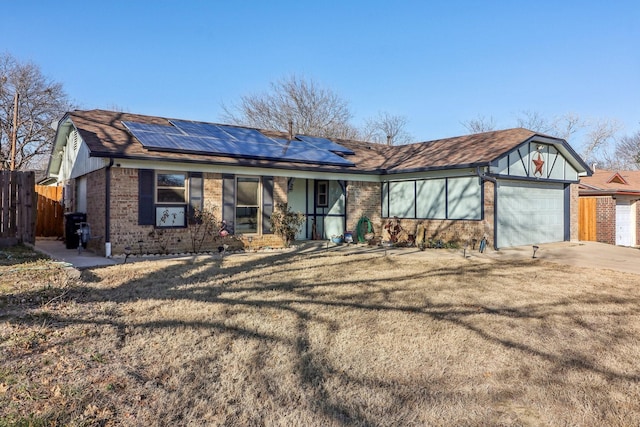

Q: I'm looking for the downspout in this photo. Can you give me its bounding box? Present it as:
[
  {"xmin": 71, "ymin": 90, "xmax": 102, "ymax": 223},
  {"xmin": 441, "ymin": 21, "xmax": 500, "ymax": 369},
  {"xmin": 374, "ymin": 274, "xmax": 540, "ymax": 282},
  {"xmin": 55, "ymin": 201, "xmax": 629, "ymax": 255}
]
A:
[
  {"xmin": 105, "ymin": 158, "xmax": 114, "ymax": 257},
  {"xmin": 476, "ymin": 166, "xmax": 498, "ymax": 250}
]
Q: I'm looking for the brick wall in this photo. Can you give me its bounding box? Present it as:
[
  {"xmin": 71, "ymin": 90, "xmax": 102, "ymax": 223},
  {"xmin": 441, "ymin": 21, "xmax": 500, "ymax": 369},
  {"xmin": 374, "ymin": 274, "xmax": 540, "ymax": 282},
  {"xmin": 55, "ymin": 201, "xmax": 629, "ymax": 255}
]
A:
[
  {"xmin": 102, "ymin": 169, "xmax": 287, "ymax": 255},
  {"xmin": 595, "ymin": 196, "xmax": 616, "ymax": 245},
  {"xmin": 85, "ymin": 169, "xmax": 107, "ymax": 252},
  {"xmin": 569, "ymin": 183, "xmax": 579, "ymax": 241},
  {"xmin": 346, "ymin": 181, "xmax": 382, "ymax": 235}
]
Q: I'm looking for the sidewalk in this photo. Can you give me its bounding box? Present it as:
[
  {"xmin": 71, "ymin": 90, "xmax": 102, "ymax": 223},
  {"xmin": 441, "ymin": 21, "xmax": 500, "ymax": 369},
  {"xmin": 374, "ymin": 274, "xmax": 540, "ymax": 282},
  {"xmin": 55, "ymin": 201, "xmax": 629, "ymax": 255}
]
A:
[{"xmin": 33, "ymin": 238, "xmax": 119, "ymax": 269}]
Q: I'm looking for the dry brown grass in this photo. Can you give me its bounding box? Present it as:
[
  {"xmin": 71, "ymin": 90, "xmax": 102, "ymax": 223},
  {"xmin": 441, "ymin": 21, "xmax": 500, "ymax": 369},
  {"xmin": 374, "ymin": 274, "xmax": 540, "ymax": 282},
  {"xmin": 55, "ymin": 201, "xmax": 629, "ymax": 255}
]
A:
[{"xmin": 1, "ymin": 245, "xmax": 639, "ymax": 426}]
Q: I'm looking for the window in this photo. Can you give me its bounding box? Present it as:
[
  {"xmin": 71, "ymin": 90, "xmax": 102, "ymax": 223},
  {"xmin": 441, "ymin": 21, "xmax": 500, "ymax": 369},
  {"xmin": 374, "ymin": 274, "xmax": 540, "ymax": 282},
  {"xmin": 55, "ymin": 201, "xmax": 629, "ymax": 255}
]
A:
[
  {"xmin": 382, "ymin": 177, "xmax": 482, "ymax": 221},
  {"xmin": 316, "ymin": 181, "xmax": 329, "ymax": 207},
  {"xmin": 157, "ymin": 173, "xmax": 186, "ymax": 203},
  {"xmin": 155, "ymin": 172, "xmax": 187, "ymax": 227},
  {"xmin": 236, "ymin": 177, "xmax": 260, "ymax": 233}
]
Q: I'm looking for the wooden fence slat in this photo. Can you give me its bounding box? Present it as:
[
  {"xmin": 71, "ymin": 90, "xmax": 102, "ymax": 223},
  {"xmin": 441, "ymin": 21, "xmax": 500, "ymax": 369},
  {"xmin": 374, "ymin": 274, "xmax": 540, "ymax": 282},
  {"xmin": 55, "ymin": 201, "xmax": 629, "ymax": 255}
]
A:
[
  {"xmin": 1, "ymin": 172, "xmax": 10, "ymax": 238},
  {"xmin": 35, "ymin": 184, "xmax": 64, "ymax": 238},
  {"xmin": 578, "ymin": 197, "xmax": 597, "ymax": 241},
  {"xmin": 0, "ymin": 171, "xmax": 37, "ymax": 244}
]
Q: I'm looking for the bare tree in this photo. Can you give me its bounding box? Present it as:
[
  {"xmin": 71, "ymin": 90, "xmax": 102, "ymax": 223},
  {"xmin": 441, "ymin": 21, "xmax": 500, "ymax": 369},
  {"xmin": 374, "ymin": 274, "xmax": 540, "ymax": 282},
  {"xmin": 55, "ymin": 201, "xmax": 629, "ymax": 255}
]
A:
[
  {"xmin": 221, "ymin": 75, "xmax": 358, "ymax": 139},
  {"xmin": 549, "ymin": 113, "xmax": 583, "ymax": 141},
  {"xmin": 0, "ymin": 53, "xmax": 73, "ymax": 170},
  {"xmin": 461, "ymin": 115, "xmax": 496, "ymax": 134},
  {"xmin": 513, "ymin": 110, "xmax": 624, "ymax": 165},
  {"xmin": 362, "ymin": 111, "xmax": 413, "ymax": 145},
  {"xmin": 580, "ymin": 118, "xmax": 622, "ymax": 164},
  {"xmin": 515, "ymin": 110, "xmax": 557, "ymax": 135},
  {"xmin": 610, "ymin": 130, "xmax": 640, "ymax": 170}
]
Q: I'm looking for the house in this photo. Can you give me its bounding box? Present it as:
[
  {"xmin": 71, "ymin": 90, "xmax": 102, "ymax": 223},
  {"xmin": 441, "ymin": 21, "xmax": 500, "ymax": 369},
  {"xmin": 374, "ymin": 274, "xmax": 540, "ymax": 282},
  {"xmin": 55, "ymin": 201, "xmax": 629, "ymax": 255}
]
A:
[
  {"xmin": 43, "ymin": 109, "xmax": 591, "ymax": 256},
  {"xmin": 578, "ymin": 169, "xmax": 640, "ymax": 246}
]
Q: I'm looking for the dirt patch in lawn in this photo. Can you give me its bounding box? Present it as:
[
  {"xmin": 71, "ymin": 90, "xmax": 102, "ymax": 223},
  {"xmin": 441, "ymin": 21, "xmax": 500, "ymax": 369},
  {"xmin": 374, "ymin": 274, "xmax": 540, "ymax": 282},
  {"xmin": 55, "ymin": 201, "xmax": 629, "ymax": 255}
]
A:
[{"xmin": 1, "ymin": 247, "xmax": 639, "ymax": 426}]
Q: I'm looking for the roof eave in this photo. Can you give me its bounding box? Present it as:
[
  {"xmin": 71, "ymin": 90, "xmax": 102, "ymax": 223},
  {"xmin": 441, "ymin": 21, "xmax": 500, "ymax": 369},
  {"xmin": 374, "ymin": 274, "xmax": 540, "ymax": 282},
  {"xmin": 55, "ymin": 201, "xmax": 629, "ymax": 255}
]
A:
[
  {"xmin": 87, "ymin": 151, "xmax": 381, "ymax": 175},
  {"xmin": 380, "ymin": 162, "xmax": 489, "ymax": 176},
  {"xmin": 44, "ymin": 114, "xmax": 74, "ymax": 178},
  {"xmin": 579, "ymin": 189, "xmax": 640, "ymax": 197}
]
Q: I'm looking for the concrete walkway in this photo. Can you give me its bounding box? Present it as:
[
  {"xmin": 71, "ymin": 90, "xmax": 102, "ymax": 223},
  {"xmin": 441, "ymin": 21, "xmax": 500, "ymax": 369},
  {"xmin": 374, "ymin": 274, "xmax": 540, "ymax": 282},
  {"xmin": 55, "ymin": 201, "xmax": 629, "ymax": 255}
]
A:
[{"xmin": 33, "ymin": 238, "xmax": 119, "ymax": 269}]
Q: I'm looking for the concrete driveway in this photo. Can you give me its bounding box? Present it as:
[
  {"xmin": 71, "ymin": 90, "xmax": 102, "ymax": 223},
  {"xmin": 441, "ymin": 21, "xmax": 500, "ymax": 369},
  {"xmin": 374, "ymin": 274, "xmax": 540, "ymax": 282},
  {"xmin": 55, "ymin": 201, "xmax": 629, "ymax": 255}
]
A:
[{"xmin": 491, "ymin": 241, "xmax": 640, "ymax": 275}]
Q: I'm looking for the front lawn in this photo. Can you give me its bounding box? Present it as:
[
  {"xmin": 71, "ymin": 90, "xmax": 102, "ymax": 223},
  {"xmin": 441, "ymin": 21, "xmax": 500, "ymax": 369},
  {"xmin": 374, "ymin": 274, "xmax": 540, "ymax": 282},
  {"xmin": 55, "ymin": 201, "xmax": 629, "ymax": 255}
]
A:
[{"xmin": 1, "ymin": 246, "xmax": 639, "ymax": 426}]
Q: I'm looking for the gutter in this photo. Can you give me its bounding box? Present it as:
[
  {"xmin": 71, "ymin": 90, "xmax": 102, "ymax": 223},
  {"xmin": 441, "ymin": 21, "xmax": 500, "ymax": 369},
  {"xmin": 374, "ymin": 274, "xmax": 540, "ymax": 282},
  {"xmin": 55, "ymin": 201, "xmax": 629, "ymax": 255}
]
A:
[
  {"xmin": 475, "ymin": 166, "xmax": 497, "ymax": 184},
  {"xmin": 579, "ymin": 189, "xmax": 640, "ymax": 197},
  {"xmin": 105, "ymin": 158, "xmax": 114, "ymax": 257}
]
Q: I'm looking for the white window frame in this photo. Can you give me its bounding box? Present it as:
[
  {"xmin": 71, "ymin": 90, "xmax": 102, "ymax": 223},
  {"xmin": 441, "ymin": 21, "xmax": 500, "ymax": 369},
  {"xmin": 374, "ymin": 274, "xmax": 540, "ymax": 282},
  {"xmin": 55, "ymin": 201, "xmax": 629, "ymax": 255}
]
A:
[{"xmin": 155, "ymin": 171, "xmax": 188, "ymax": 228}]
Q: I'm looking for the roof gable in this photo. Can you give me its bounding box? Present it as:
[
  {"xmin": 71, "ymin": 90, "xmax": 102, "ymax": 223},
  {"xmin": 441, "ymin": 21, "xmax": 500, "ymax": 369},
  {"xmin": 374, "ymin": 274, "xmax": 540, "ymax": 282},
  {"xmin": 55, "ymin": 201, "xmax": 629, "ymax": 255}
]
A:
[{"xmin": 607, "ymin": 172, "xmax": 628, "ymax": 185}]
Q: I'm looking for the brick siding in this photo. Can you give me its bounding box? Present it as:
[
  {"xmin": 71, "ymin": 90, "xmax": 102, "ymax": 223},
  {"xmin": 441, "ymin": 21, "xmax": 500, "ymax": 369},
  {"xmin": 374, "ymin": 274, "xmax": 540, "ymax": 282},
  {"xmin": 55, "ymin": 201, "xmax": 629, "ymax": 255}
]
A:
[
  {"xmin": 595, "ymin": 196, "xmax": 616, "ymax": 245},
  {"xmin": 569, "ymin": 183, "xmax": 579, "ymax": 241},
  {"xmin": 84, "ymin": 168, "xmax": 287, "ymax": 255},
  {"xmin": 346, "ymin": 181, "xmax": 382, "ymax": 235}
]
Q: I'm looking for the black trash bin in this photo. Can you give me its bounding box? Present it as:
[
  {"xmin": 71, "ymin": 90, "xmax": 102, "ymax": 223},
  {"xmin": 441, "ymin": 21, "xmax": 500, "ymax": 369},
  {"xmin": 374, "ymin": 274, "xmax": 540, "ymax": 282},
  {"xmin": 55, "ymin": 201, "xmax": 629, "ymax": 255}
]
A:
[{"xmin": 64, "ymin": 212, "xmax": 87, "ymax": 249}]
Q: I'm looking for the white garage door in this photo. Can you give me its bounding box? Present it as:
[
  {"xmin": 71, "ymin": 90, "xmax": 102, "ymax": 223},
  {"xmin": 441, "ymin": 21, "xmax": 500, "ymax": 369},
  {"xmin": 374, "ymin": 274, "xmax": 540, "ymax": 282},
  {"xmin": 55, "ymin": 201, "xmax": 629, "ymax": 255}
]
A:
[
  {"xmin": 615, "ymin": 203, "xmax": 632, "ymax": 246},
  {"xmin": 496, "ymin": 180, "xmax": 566, "ymax": 248}
]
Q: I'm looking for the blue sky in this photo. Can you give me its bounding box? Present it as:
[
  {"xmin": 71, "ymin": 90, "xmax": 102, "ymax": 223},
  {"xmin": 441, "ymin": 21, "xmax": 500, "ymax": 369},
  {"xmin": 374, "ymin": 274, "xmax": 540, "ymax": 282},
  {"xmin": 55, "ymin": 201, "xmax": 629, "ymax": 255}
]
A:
[{"xmin": 3, "ymin": 1, "xmax": 638, "ymax": 143}]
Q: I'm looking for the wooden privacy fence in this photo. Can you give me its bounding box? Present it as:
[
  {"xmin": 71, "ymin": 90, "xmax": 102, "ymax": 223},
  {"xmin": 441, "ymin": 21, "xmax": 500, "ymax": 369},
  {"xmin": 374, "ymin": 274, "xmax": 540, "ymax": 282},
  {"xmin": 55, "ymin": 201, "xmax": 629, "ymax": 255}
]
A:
[
  {"xmin": 35, "ymin": 185, "xmax": 64, "ymax": 237},
  {"xmin": 579, "ymin": 197, "xmax": 597, "ymax": 241},
  {"xmin": 0, "ymin": 170, "xmax": 36, "ymax": 244}
]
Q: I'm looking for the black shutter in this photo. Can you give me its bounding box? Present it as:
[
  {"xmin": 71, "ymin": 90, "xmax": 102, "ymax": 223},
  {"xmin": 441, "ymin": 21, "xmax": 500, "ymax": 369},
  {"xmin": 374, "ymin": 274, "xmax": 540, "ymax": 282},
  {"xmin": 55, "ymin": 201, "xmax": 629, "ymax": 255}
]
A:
[
  {"xmin": 138, "ymin": 169, "xmax": 154, "ymax": 225},
  {"xmin": 262, "ymin": 176, "xmax": 274, "ymax": 234},
  {"xmin": 222, "ymin": 174, "xmax": 235, "ymax": 234},
  {"xmin": 188, "ymin": 172, "xmax": 203, "ymax": 223}
]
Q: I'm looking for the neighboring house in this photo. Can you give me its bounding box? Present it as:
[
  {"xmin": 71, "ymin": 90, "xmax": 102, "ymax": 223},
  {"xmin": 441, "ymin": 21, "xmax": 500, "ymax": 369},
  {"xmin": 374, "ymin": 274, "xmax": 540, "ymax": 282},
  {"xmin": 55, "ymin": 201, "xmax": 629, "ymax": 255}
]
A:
[
  {"xmin": 578, "ymin": 170, "xmax": 640, "ymax": 246},
  {"xmin": 43, "ymin": 109, "xmax": 591, "ymax": 256}
]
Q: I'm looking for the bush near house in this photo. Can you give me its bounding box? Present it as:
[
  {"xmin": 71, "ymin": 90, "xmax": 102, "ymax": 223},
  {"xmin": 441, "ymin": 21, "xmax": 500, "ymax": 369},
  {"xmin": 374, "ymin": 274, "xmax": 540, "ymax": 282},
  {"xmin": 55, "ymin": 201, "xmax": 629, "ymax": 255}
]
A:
[{"xmin": 270, "ymin": 203, "xmax": 305, "ymax": 247}]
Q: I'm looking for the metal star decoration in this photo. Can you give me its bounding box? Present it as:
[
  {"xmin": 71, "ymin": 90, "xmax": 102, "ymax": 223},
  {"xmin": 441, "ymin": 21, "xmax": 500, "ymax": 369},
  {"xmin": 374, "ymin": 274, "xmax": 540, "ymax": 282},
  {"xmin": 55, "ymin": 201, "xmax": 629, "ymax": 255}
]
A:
[{"xmin": 532, "ymin": 153, "xmax": 544, "ymax": 176}]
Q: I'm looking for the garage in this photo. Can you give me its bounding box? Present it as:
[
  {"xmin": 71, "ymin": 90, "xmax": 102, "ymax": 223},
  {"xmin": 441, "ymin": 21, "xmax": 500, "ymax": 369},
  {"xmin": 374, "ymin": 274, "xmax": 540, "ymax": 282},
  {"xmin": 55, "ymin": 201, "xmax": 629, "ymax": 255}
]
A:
[{"xmin": 496, "ymin": 180, "xmax": 567, "ymax": 248}]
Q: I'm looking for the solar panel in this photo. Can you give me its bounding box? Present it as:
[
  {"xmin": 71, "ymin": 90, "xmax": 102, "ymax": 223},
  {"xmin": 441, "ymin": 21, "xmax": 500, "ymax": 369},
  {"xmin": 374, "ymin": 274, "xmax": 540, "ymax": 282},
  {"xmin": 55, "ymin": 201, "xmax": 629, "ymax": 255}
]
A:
[
  {"xmin": 123, "ymin": 120, "xmax": 354, "ymax": 166},
  {"xmin": 275, "ymin": 139, "xmax": 355, "ymax": 165},
  {"xmin": 295, "ymin": 135, "xmax": 355, "ymax": 155},
  {"xmin": 216, "ymin": 124, "xmax": 281, "ymax": 145},
  {"xmin": 122, "ymin": 121, "xmax": 183, "ymax": 135},
  {"xmin": 169, "ymin": 120, "xmax": 235, "ymax": 140}
]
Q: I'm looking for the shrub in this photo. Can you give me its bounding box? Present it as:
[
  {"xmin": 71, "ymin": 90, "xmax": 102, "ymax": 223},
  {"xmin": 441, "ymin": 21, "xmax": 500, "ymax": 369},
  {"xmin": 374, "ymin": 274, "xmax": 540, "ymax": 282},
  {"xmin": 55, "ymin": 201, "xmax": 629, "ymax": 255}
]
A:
[
  {"xmin": 270, "ymin": 203, "xmax": 305, "ymax": 247},
  {"xmin": 187, "ymin": 201, "xmax": 220, "ymax": 253}
]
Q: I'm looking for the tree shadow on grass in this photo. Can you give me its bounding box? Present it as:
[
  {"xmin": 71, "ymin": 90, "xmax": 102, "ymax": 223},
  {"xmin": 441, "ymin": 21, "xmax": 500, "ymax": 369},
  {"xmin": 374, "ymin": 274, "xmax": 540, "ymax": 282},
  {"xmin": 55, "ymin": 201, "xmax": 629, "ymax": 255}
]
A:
[{"xmin": 5, "ymin": 249, "xmax": 640, "ymax": 425}]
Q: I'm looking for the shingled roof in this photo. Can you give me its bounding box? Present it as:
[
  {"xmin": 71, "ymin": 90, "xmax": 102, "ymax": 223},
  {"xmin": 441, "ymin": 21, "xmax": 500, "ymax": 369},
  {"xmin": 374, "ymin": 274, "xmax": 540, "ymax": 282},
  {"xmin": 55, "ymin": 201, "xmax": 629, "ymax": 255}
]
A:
[
  {"xmin": 56, "ymin": 109, "xmax": 560, "ymax": 175},
  {"xmin": 579, "ymin": 170, "xmax": 640, "ymax": 195}
]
